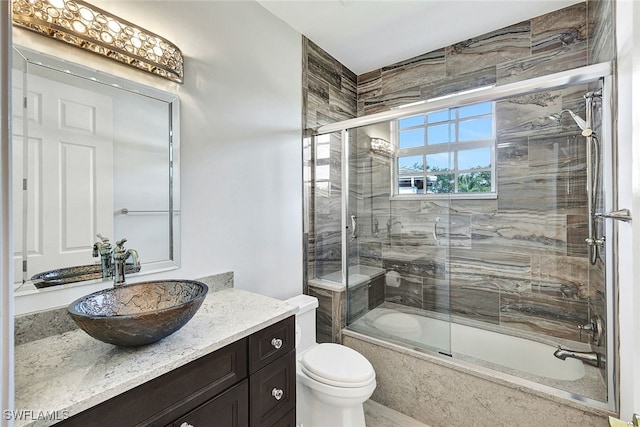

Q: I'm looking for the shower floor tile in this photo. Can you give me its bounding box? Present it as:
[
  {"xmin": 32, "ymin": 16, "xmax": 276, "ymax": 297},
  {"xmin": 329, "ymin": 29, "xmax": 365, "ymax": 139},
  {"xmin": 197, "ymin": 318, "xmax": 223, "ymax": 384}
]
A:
[{"xmin": 364, "ymin": 399, "xmax": 430, "ymax": 427}]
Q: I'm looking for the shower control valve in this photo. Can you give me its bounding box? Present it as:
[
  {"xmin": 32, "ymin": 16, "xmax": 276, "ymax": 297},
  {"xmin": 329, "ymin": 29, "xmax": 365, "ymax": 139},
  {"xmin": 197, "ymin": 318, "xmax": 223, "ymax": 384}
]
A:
[{"xmin": 578, "ymin": 315, "xmax": 604, "ymax": 346}]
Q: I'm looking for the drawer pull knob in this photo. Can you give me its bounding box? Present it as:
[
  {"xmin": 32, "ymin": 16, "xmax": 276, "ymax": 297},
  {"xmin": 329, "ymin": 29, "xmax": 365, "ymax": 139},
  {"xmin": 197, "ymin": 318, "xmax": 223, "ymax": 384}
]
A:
[
  {"xmin": 271, "ymin": 338, "xmax": 283, "ymax": 349},
  {"xmin": 272, "ymin": 387, "xmax": 284, "ymax": 401},
  {"xmin": 180, "ymin": 423, "xmax": 194, "ymax": 427}
]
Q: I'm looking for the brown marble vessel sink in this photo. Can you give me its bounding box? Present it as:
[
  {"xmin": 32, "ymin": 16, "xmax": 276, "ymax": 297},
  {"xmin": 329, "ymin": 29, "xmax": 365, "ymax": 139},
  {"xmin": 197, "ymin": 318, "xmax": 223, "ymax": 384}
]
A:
[{"xmin": 68, "ymin": 280, "xmax": 208, "ymax": 346}]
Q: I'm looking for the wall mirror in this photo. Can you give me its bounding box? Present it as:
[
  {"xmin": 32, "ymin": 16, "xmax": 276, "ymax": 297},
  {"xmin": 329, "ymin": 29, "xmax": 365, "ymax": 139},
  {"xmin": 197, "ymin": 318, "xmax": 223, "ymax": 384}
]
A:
[{"xmin": 12, "ymin": 45, "xmax": 180, "ymax": 296}]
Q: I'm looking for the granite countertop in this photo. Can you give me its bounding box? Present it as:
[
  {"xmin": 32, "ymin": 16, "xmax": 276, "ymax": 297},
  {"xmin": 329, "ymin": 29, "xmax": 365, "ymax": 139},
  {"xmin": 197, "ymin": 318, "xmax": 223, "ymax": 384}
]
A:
[{"xmin": 14, "ymin": 288, "xmax": 296, "ymax": 427}]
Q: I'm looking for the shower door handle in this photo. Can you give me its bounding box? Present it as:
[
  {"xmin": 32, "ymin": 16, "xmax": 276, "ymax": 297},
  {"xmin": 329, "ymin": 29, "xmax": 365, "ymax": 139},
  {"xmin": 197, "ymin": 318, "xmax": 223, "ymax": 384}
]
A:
[
  {"xmin": 433, "ymin": 217, "xmax": 441, "ymax": 244},
  {"xmin": 596, "ymin": 209, "xmax": 632, "ymax": 222},
  {"xmin": 351, "ymin": 215, "xmax": 358, "ymax": 238}
]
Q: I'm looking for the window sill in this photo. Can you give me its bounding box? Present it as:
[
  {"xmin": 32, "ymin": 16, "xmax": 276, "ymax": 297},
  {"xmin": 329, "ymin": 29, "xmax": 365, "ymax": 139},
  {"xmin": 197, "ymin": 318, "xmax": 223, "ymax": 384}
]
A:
[{"xmin": 390, "ymin": 192, "xmax": 498, "ymax": 201}]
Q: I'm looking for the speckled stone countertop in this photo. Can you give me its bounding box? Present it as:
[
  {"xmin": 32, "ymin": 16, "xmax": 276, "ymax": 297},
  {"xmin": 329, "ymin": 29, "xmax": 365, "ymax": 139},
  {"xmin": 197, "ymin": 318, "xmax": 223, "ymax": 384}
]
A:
[{"xmin": 14, "ymin": 288, "xmax": 296, "ymax": 427}]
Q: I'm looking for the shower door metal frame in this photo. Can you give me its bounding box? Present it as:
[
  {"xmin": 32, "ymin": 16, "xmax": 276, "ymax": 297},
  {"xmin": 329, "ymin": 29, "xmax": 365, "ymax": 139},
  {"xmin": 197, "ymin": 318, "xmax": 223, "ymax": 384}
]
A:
[{"xmin": 319, "ymin": 62, "xmax": 618, "ymax": 411}]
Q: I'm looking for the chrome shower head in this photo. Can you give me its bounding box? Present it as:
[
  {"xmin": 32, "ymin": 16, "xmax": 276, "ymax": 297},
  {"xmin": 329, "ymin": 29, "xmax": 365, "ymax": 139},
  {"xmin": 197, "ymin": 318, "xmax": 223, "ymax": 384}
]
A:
[{"xmin": 549, "ymin": 109, "xmax": 592, "ymax": 136}]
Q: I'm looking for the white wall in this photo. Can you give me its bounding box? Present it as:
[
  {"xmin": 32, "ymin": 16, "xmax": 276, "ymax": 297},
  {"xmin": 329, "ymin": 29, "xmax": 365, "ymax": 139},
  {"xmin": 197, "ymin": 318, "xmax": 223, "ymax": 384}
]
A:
[
  {"xmin": 13, "ymin": 0, "xmax": 303, "ymax": 314},
  {"xmin": 615, "ymin": 0, "xmax": 640, "ymax": 420}
]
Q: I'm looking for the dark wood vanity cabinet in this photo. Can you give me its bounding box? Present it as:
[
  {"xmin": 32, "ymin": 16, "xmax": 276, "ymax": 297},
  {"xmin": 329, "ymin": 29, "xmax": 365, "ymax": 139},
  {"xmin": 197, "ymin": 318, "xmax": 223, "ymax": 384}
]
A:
[{"xmin": 58, "ymin": 316, "xmax": 295, "ymax": 427}]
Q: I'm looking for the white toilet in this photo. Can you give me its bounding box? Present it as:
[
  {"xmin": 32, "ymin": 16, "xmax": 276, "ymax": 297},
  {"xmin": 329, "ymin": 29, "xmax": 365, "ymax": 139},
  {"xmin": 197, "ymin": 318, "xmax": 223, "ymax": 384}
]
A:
[{"xmin": 285, "ymin": 294, "xmax": 376, "ymax": 427}]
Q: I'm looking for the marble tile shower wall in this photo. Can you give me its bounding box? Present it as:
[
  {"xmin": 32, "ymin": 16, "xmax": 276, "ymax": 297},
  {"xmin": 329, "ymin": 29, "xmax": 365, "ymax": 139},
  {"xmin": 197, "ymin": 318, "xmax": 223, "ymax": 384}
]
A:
[
  {"xmin": 302, "ymin": 1, "xmax": 614, "ymax": 344},
  {"xmin": 302, "ymin": 38, "xmax": 357, "ymax": 283},
  {"xmin": 353, "ymin": 1, "xmax": 615, "ymax": 342}
]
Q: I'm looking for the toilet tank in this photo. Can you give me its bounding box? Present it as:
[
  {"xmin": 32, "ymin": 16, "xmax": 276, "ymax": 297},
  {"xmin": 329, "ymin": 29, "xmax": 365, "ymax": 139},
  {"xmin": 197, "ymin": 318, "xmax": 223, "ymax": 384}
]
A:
[{"xmin": 284, "ymin": 294, "xmax": 318, "ymax": 353}]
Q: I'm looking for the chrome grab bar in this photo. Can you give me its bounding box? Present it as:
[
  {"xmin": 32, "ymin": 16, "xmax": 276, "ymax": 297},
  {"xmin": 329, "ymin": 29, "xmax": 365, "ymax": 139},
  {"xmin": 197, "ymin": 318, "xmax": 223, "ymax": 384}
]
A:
[
  {"xmin": 433, "ymin": 217, "xmax": 440, "ymax": 244},
  {"xmin": 596, "ymin": 209, "xmax": 632, "ymax": 222}
]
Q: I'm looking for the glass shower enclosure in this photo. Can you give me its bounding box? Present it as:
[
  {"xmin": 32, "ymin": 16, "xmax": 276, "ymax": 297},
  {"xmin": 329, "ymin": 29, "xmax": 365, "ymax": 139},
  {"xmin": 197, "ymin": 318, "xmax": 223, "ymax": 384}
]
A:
[{"xmin": 305, "ymin": 62, "xmax": 616, "ymax": 409}]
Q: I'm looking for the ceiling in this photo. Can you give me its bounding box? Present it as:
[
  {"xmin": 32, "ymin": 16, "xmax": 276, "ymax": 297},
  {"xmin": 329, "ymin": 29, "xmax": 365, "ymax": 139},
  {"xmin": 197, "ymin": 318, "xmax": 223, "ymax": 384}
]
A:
[{"xmin": 257, "ymin": 0, "xmax": 583, "ymax": 75}]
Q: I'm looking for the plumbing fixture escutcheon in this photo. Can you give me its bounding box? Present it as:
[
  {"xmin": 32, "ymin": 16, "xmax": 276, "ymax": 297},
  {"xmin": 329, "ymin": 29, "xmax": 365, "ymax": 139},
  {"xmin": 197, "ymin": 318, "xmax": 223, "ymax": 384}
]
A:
[{"xmin": 578, "ymin": 315, "xmax": 604, "ymax": 346}]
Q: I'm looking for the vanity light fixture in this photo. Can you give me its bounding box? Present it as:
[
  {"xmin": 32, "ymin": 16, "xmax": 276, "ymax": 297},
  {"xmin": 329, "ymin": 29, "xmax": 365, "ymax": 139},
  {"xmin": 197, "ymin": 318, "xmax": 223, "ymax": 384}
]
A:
[{"xmin": 11, "ymin": 0, "xmax": 184, "ymax": 83}]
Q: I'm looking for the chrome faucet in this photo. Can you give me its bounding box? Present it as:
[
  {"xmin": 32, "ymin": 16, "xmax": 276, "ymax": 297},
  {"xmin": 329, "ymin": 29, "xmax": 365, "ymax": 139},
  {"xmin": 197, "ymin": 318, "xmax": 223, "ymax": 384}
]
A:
[
  {"xmin": 92, "ymin": 233, "xmax": 112, "ymax": 279},
  {"xmin": 113, "ymin": 238, "xmax": 140, "ymax": 286},
  {"xmin": 553, "ymin": 346, "xmax": 605, "ymax": 368}
]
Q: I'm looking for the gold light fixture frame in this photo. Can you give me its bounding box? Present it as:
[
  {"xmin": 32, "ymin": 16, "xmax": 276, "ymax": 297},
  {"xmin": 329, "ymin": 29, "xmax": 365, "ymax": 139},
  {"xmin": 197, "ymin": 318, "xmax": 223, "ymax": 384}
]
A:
[{"xmin": 12, "ymin": 0, "xmax": 184, "ymax": 83}]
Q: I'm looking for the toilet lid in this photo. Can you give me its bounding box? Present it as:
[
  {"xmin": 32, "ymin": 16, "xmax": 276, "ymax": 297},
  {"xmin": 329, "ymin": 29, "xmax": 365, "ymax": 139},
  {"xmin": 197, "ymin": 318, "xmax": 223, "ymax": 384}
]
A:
[{"xmin": 300, "ymin": 343, "xmax": 375, "ymax": 388}]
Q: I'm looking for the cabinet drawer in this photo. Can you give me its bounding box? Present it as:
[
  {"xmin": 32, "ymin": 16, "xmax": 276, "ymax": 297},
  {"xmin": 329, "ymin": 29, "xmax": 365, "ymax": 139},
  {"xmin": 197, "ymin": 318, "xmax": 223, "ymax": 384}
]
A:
[
  {"xmin": 270, "ymin": 408, "xmax": 295, "ymax": 427},
  {"xmin": 249, "ymin": 316, "xmax": 294, "ymax": 374},
  {"xmin": 172, "ymin": 380, "xmax": 249, "ymax": 427},
  {"xmin": 249, "ymin": 350, "xmax": 296, "ymax": 427},
  {"xmin": 59, "ymin": 339, "xmax": 247, "ymax": 427}
]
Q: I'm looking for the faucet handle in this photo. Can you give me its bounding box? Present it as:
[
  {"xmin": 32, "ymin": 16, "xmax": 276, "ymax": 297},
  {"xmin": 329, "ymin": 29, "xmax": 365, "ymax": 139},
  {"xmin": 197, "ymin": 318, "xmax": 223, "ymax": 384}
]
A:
[{"xmin": 96, "ymin": 233, "xmax": 110, "ymax": 243}]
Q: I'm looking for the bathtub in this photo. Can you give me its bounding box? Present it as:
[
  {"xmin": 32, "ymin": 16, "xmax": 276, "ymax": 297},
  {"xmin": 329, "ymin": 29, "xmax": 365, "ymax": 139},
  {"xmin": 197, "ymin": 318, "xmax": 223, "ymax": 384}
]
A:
[{"xmin": 350, "ymin": 306, "xmax": 585, "ymax": 381}]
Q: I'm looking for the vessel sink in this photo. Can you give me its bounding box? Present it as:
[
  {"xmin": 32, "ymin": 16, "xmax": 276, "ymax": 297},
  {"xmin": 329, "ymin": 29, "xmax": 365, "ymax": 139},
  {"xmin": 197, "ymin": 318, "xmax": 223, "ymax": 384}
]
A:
[
  {"xmin": 31, "ymin": 263, "xmax": 141, "ymax": 288},
  {"xmin": 68, "ymin": 280, "xmax": 209, "ymax": 347}
]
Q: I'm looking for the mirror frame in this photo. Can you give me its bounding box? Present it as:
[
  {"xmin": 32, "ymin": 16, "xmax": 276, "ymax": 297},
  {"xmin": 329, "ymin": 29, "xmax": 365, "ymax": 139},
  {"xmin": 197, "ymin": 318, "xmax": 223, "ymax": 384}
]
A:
[{"xmin": 12, "ymin": 44, "xmax": 181, "ymax": 295}]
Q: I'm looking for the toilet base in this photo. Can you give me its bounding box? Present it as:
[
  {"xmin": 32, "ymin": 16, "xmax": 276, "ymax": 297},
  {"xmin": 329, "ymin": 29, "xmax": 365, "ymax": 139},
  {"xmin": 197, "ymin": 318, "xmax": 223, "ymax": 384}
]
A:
[{"xmin": 296, "ymin": 381, "xmax": 368, "ymax": 427}]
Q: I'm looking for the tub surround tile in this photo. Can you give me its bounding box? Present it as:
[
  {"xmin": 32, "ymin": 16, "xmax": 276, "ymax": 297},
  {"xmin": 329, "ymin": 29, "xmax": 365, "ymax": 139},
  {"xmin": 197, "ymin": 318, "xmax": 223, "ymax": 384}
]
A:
[
  {"xmin": 588, "ymin": 0, "xmax": 615, "ymax": 64},
  {"xmin": 343, "ymin": 331, "xmax": 612, "ymax": 427},
  {"xmin": 421, "ymin": 66, "xmax": 497, "ymax": 102},
  {"xmin": 385, "ymin": 274, "xmax": 423, "ymax": 309},
  {"xmin": 15, "ymin": 289, "xmax": 295, "ymax": 427},
  {"xmin": 305, "ymin": 1, "xmax": 612, "ymax": 357},
  {"xmin": 531, "ymin": 2, "xmax": 587, "ymax": 54},
  {"xmin": 445, "ymin": 21, "xmax": 531, "ymax": 77},
  {"xmin": 380, "ymin": 49, "xmax": 446, "ymax": 95}
]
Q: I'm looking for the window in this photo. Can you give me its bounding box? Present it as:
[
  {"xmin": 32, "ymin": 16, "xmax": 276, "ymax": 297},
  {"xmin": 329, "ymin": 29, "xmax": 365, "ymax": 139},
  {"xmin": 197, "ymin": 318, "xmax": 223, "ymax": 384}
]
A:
[{"xmin": 395, "ymin": 101, "xmax": 495, "ymax": 196}]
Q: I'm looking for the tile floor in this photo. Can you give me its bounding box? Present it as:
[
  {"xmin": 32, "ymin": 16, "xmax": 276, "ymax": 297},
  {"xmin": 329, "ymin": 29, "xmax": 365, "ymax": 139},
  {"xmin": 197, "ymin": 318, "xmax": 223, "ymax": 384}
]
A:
[{"xmin": 364, "ymin": 400, "xmax": 430, "ymax": 427}]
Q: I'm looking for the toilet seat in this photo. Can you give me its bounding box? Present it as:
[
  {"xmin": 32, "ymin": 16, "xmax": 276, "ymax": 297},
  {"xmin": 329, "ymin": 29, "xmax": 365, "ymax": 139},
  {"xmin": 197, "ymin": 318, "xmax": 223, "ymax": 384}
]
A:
[{"xmin": 300, "ymin": 343, "xmax": 375, "ymax": 388}]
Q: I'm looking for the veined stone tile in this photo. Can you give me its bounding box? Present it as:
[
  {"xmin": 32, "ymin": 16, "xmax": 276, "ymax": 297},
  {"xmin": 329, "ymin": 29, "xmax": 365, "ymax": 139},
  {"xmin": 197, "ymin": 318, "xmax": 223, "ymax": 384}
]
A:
[
  {"xmin": 358, "ymin": 69, "xmax": 382, "ymax": 102},
  {"xmin": 497, "ymin": 42, "xmax": 588, "ymax": 85},
  {"xmin": 450, "ymin": 284, "xmax": 501, "ymax": 325},
  {"xmin": 497, "ymin": 136, "xmax": 529, "ymax": 167},
  {"xmin": 409, "ymin": 247, "xmax": 447, "ymax": 280},
  {"xmin": 307, "ymin": 73, "xmax": 330, "ymax": 106},
  {"xmin": 385, "ymin": 273, "xmax": 423, "ymax": 309},
  {"xmin": 349, "ymin": 283, "xmax": 369, "ymax": 322},
  {"xmin": 588, "ymin": 258, "xmax": 606, "ymax": 299},
  {"xmin": 363, "ymin": 86, "xmax": 422, "ymax": 115},
  {"xmin": 448, "ymin": 248, "xmax": 532, "ymax": 293},
  {"xmin": 500, "ymin": 291, "xmax": 589, "ymax": 340},
  {"xmin": 496, "ymin": 90, "xmax": 562, "ymax": 138},
  {"xmin": 308, "ymin": 285, "xmax": 335, "ymax": 343},
  {"xmin": 422, "ymin": 277, "xmax": 450, "ymax": 314},
  {"xmin": 421, "ymin": 66, "xmax": 496, "ymax": 102},
  {"xmin": 329, "ymin": 85, "xmax": 357, "ymax": 119},
  {"xmin": 445, "ymin": 21, "xmax": 531, "ymax": 77},
  {"xmin": 531, "ymin": 2, "xmax": 587, "ymax": 54},
  {"xmin": 471, "ymin": 211, "xmax": 567, "ymax": 254},
  {"xmin": 381, "ymin": 49, "xmax": 446, "ymax": 95},
  {"xmin": 567, "ymin": 214, "xmax": 589, "ymax": 257},
  {"xmin": 449, "ymin": 198, "xmax": 498, "ymax": 216},
  {"xmin": 306, "ymin": 39, "xmax": 343, "ymax": 90},
  {"xmin": 588, "ymin": 0, "xmax": 615, "ymax": 64},
  {"xmin": 534, "ymin": 254, "xmax": 590, "ymax": 299}
]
